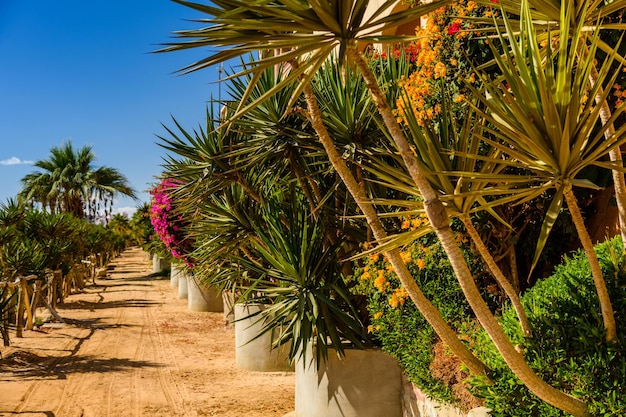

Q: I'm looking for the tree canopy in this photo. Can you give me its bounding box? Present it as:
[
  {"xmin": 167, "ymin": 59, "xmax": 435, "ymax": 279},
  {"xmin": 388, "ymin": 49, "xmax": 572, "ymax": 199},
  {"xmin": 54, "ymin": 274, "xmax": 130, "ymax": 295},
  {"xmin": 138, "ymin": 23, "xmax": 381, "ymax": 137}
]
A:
[{"xmin": 19, "ymin": 141, "xmax": 137, "ymax": 222}]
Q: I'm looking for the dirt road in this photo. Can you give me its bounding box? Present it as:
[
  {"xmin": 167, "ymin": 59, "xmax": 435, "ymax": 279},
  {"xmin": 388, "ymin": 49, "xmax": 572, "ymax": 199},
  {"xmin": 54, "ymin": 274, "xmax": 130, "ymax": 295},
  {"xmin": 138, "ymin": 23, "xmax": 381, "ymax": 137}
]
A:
[{"xmin": 0, "ymin": 247, "xmax": 295, "ymax": 417}]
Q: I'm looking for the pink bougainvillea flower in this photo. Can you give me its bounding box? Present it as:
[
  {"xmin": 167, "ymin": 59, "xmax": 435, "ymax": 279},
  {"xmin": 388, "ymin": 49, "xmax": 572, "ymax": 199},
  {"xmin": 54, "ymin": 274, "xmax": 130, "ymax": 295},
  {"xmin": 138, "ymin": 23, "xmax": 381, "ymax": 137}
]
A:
[{"xmin": 149, "ymin": 178, "xmax": 194, "ymax": 267}]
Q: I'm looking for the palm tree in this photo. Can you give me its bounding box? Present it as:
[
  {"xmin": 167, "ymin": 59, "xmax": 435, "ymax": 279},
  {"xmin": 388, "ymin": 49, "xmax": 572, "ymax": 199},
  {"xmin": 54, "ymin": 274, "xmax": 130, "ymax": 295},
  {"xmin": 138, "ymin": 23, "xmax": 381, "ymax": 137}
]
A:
[
  {"xmin": 476, "ymin": 0, "xmax": 626, "ymax": 245},
  {"xmin": 19, "ymin": 141, "xmax": 137, "ymax": 222},
  {"xmin": 158, "ymin": 1, "xmax": 590, "ymax": 415},
  {"xmin": 464, "ymin": 1, "xmax": 626, "ymax": 343}
]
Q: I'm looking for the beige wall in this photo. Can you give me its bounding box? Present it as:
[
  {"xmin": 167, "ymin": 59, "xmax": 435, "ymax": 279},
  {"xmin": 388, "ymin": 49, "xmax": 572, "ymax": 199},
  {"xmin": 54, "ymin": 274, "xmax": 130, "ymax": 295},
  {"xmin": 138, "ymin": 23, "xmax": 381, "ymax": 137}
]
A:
[{"xmin": 361, "ymin": 0, "xmax": 422, "ymax": 51}]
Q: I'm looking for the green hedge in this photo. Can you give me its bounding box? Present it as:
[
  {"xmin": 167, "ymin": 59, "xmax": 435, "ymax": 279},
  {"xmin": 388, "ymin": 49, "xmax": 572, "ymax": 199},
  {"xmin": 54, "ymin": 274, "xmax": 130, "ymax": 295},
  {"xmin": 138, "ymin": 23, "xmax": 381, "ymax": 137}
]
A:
[{"xmin": 469, "ymin": 238, "xmax": 626, "ymax": 416}]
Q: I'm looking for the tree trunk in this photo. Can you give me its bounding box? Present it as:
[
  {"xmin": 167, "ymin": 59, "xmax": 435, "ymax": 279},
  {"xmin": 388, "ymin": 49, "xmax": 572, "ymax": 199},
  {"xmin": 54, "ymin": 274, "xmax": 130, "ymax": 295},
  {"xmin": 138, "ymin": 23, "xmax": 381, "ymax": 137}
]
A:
[
  {"xmin": 586, "ymin": 50, "xmax": 626, "ymax": 247},
  {"xmin": 16, "ymin": 285, "xmax": 24, "ymax": 338},
  {"xmin": 563, "ymin": 187, "xmax": 617, "ymax": 342},
  {"xmin": 20, "ymin": 278, "xmax": 33, "ymax": 331},
  {"xmin": 302, "ymin": 84, "xmax": 488, "ymax": 377},
  {"xmin": 349, "ymin": 46, "xmax": 589, "ymax": 417},
  {"xmin": 462, "ymin": 217, "xmax": 532, "ymax": 337}
]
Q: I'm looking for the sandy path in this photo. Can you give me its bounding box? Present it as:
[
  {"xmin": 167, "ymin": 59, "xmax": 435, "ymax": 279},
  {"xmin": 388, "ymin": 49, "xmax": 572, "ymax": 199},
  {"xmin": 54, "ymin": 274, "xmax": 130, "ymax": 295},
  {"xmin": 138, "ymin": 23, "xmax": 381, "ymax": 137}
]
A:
[{"xmin": 0, "ymin": 247, "xmax": 295, "ymax": 417}]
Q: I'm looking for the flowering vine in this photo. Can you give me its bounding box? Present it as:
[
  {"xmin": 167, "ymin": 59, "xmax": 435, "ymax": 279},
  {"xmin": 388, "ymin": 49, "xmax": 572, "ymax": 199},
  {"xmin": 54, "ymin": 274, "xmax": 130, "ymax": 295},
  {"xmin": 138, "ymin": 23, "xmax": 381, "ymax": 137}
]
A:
[
  {"xmin": 149, "ymin": 178, "xmax": 193, "ymax": 267},
  {"xmin": 393, "ymin": 0, "xmax": 496, "ymax": 125}
]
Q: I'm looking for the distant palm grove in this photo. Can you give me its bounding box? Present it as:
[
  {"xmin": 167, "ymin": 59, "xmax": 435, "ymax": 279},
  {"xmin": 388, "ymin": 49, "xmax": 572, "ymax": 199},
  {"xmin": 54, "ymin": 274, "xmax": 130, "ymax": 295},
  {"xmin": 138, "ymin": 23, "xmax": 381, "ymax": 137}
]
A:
[{"xmin": 19, "ymin": 141, "xmax": 136, "ymax": 222}]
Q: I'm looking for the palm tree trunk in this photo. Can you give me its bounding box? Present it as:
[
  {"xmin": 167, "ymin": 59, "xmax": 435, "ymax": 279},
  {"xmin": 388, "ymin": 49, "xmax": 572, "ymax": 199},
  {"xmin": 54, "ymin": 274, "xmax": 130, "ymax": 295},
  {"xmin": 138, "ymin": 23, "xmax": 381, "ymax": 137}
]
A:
[
  {"xmin": 563, "ymin": 187, "xmax": 617, "ymax": 342},
  {"xmin": 349, "ymin": 46, "xmax": 589, "ymax": 417},
  {"xmin": 462, "ymin": 216, "xmax": 532, "ymax": 337},
  {"xmin": 302, "ymin": 83, "xmax": 488, "ymax": 377}
]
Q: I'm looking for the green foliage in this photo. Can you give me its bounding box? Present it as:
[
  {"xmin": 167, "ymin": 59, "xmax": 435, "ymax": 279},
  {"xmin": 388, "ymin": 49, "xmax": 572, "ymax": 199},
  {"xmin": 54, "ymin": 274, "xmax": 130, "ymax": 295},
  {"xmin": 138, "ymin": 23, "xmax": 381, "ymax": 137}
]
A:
[
  {"xmin": 238, "ymin": 192, "xmax": 370, "ymax": 364},
  {"xmin": 353, "ymin": 222, "xmax": 483, "ymax": 404},
  {"xmin": 468, "ymin": 237, "xmax": 626, "ymax": 416},
  {"xmin": 0, "ymin": 199, "xmax": 138, "ymax": 345},
  {"xmin": 156, "ymin": 61, "xmax": 377, "ymax": 364},
  {"xmin": 0, "ymin": 286, "xmax": 18, "ymax": 346}
]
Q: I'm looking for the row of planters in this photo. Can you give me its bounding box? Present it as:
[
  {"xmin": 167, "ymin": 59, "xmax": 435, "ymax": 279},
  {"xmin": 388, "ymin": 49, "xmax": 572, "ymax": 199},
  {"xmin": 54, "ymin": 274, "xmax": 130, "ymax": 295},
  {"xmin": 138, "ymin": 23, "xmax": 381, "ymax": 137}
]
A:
[
  {"xmin": 150, "ymin": 197, "xmax": 407, "ymax": 417},
  {"xmin": 0, "ymin": 200, "xmax": 137, "ymax": 346},
  {"xmin": 148, "ymin": 0, "xmax": 626, "ymax": 416}
]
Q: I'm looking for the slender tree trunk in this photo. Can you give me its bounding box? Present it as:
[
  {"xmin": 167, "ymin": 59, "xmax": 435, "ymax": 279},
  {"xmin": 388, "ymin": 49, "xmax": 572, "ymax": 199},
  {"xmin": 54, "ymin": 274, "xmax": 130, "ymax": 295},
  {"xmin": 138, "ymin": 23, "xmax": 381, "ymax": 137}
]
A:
[
  {"xmin": 585, "ymin": 47, "xmax": 626, "ymax": 246},
  {"xmin": 462, "ymin": 216, "xmax": 532, "ymax": 337},
  {"xmin": 349, "ymin": 46, "xmax": 589, "ymax": 417},
  {"xmin": 563, "ymin": 187, "xmax": 617, "ymax": 342},
  {"xmin": 16, "ymin": 285, "xmax": 24, "ymax": 338},
  {"xmin": 20, "ymin": 278, "xmax": 33, "ymax": 331},
  {"xmin": 508, "ymin": 246, "xmax": 520, "ymax": 294},
  {"xmin": 302, "ymin": 84, "xmax": 488, "ymax": 377}
]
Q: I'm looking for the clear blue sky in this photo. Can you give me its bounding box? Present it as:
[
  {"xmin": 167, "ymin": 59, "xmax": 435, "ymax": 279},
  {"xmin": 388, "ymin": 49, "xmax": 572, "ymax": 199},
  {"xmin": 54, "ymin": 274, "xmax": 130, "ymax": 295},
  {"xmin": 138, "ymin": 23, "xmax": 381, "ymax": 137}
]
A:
[{"xmin": 0, "ymin": 1, "xmax": 220, "ymax": 215}]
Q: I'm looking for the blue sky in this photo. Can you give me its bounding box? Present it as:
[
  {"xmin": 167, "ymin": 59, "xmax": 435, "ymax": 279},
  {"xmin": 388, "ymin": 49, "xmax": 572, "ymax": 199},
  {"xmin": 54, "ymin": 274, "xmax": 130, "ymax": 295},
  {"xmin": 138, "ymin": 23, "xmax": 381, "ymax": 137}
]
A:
[{"xmin": 0, "ymin": 1, "xmax": 220, "ymax": 215}]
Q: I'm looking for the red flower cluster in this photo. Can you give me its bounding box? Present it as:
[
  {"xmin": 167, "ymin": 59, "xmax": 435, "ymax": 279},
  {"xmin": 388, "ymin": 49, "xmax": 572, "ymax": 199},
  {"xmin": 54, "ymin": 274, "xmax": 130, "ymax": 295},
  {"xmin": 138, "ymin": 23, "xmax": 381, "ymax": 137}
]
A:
[
  {"xmin": 447, "ymin": 22, "xmax": 461, "ymax": 35},
  {"xmin": 371, "ymin": 43, "xmax": 422, "ymax": 63},
  {"xmin": 149, "ymin": 178, "xmax": 193, "ymax": 267}
]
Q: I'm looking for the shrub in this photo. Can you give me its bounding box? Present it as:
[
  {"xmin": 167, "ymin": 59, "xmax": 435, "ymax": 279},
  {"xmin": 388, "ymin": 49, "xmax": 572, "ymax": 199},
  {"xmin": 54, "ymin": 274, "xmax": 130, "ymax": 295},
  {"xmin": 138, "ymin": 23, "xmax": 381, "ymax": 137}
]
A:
[{"xmin": 469, "ymin": 237, "xmax": 626, "ymax": 416}]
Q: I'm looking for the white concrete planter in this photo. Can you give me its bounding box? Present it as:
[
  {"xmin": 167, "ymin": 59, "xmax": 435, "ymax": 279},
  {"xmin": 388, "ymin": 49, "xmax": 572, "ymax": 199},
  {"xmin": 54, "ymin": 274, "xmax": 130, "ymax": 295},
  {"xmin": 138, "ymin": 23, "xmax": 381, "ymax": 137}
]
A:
[
  {"xmin": 234, "ymin": 303, "xmax": 293, "ymax": 372},
  {"xmin": 178, "ymin": 274, "xmax": 188, "ymax": 299},
  {"xmin": 296, "ymin": 345, "xmax": 403, "ymax": 417},
  {"xmin": 170, "ymin": 263, "xmax": 183, "ymax": 288},
  {"xmin": 152, "ymin": 255, "xmax": 170, "ymax": 274},
  {"xmin": 187, "ymin": 276, "xmax": 223, "ymax": 312}
]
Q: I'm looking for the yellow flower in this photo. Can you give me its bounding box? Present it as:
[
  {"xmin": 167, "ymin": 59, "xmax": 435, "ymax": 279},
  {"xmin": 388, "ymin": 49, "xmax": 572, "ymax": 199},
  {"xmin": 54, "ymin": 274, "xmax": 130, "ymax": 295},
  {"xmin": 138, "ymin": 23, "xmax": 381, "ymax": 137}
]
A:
[
  {"xmin": 454, "ymin": 94, "xmax": 465, "ymax": 103},
  {"xmin": 400, "ymin": 251, "xmax": 412, "ymax": 264},
  {"xmin": 389, "ymin": 293, "xmax": 400, "ymax": 308},
  {"xmin": 417, "ymin": 258, "xmax": 426, "ymax": 270},
  {"xmin": 396, "ymin": 287, "xmax": 408, "ymax": 299},
  {"xmin": 360, "ymin": 271, "xmax": 371, "ymax": 281},
  {"xmin": 389, "ymin": 288, "xmax": 408, "ymax": 308},
  {"xmin": 374, "ymin": 311, "xmax": 384, "ymax": 319},
  {"xmin": 374, "ymin": 275, "xmax": 387, "ymax": 293},
  {"xmin": 367, "ymin": 325, "xmax": 375, "ymax": 333}
]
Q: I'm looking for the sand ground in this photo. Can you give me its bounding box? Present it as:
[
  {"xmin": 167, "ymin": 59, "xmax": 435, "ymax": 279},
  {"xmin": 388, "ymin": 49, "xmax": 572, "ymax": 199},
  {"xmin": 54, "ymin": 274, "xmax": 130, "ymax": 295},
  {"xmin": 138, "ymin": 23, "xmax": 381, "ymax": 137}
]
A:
[{"xmin": 0, "ymin": 247, "xmax": 295, "ymax": 417}]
